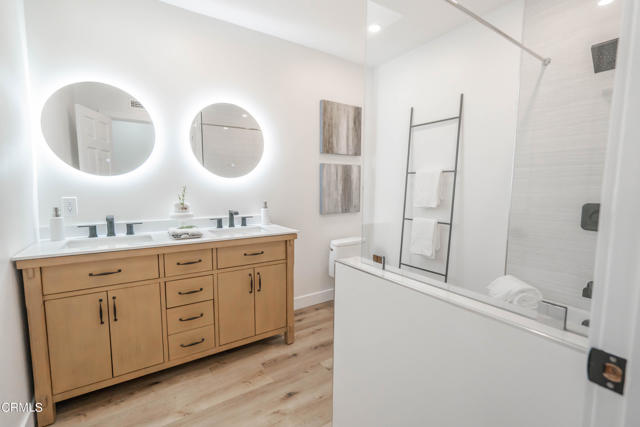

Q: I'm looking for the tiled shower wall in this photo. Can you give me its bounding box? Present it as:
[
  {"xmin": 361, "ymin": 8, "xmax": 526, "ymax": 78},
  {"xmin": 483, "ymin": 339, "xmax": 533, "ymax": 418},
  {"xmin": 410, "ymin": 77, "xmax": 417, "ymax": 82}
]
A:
[{"xmin": 507, "ymin": 0, "xmax": 621, "ymax": 310}]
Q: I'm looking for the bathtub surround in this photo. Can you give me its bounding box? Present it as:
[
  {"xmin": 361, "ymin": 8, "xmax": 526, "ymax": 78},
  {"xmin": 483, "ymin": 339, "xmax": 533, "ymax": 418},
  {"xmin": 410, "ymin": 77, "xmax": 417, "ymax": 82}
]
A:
[
  {"xmin": 333, "ymin": 260, "xmax": 587, "ymax": 427},
  {"xmin": 0, "ymin": 1, "xmax": 38, "ymax": 426},
  {"xmin": 506, "ymin": 0, "xmax": 622, "ymax": 310},
  {"xmin": 23, "ymin": 0, "xmax": 364, "ymax": 309}
]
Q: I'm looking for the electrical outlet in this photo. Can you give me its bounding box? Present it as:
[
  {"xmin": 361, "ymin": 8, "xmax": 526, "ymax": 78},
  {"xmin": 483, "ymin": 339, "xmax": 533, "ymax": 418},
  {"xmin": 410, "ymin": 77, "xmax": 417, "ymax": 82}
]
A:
[{"xmin": 61, "ymin": 197, "xmax": 78, "ymax": 217}]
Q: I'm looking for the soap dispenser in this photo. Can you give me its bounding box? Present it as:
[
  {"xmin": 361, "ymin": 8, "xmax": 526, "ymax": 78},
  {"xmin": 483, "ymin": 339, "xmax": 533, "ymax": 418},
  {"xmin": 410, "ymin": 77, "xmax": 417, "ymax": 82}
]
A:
[
  {"xmin": 261, "ymin": 201, "xmax": 271, "ymax": 225},
  {"xmin": 50, "ymin": 207, "xmax": 65, "ymax": 241}
]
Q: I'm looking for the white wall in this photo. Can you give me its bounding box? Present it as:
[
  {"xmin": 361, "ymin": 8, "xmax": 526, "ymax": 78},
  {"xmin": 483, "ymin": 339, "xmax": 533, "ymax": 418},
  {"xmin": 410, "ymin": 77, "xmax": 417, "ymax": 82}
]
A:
[
  {"xmin": 333, "ymin": 262, "xmax": 587, "ymax": 427},
  {"xmin": 363, "ymin": 1, "xmax": 524, "ymax": 292},
  {"xmin": 24, "ymin": 0, "xmax": 365, "ymax": 306},
  {"xmin": 507, "ymin": 0, "xmax": 621, "ymax": 311},
  {"xmin": 0, "ymin": 0, "xmax": 38, "ymax": 426}
]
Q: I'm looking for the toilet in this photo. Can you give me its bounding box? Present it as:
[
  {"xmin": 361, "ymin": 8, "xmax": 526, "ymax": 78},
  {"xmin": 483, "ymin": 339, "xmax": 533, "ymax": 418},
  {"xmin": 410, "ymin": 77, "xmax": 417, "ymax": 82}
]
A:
[{"xmin": 329, "ymin": 237, "xmax": 362, "ymax": 278}]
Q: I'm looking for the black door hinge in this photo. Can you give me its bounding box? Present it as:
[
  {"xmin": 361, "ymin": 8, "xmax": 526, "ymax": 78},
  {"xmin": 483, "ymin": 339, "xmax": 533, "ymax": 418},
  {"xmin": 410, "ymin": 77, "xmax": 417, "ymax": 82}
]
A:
[{"xmin": 588, "ymin": 348, "xmax": 626, "ymax": 395}]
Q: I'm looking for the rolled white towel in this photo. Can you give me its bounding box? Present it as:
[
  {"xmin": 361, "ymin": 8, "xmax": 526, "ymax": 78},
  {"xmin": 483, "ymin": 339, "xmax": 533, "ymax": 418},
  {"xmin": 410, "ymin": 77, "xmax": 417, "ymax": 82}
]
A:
[
  {"xmin": 487, "ymin": 275, "xmax": 543, "ymax": 309},
  {"xmin": 168, "ymin": 226, "xmax": 203, "ymax": 240}
]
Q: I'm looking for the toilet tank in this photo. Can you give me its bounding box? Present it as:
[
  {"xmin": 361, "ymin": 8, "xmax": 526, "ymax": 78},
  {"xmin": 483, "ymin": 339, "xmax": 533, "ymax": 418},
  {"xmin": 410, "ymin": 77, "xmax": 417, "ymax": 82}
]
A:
[{"xmin": 329, "ymin": 237, "xmax": 362, "ymax": 278}]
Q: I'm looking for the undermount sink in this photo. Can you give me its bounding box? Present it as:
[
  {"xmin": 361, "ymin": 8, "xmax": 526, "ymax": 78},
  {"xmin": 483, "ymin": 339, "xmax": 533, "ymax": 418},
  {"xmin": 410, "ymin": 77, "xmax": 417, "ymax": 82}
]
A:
[
  {"xmin": 208, "ymin": 225, "xmax": 266, "ymax": 237},
  {"xmin": 64, "ymin": 234, "xmax": 153, "ymax": 249}
]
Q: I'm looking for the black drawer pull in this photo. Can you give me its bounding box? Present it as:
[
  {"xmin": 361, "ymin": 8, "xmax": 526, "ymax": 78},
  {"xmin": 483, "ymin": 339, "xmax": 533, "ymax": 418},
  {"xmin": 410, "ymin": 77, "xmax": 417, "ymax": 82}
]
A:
[
  {"xmin": 180, "ymin": 338, "xmax": 205, "ymax": 348},
  {"xmin": 89, "ymin": 269, "xmax": 122, "ymax": 277},
  {"xmin": 177, "ymin": 259, "xmax": 202, "ymax": 266},
  {"xmin": 179, "ymin": 313, "xmax": 204, "ymax": 322},
  {"xmin": 244, "ymin": 251, "xmax": 264, "ymax": 257},
  {"xmin": 249, "ymin": 273, "xmax": 254, "ymax": 294},
  {"xmin": 257, "ymin": 272, "xmax": 262, "ymax": 292},
  {"xmin": 178, "ymin": 287, "xmax": 203, "ymax": 295},
  {"xmin": 112, "ymin": 296, "xmax": 118, "ymax": 322},
  {"xmin": 99, "ymin": 298, "xmax": 104, "ymax": 324}
]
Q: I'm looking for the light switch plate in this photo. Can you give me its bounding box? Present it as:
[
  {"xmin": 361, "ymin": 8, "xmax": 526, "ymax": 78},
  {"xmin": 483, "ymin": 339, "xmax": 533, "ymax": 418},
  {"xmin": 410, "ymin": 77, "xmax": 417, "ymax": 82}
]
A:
[{"xmin": 61, "ymin": 197, "xmax": 78, "ymax": 217}]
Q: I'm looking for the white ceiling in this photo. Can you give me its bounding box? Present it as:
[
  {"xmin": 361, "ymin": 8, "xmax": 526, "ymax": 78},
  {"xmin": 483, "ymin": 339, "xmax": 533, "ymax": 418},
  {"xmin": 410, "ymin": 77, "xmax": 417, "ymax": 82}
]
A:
[
  {"xmin": 367, "ymin": 0, "xmax": 514, "ymax": 65},
  {"xmin": 159, "ymin": 0, "xmax": 515, "ymax": 66}
]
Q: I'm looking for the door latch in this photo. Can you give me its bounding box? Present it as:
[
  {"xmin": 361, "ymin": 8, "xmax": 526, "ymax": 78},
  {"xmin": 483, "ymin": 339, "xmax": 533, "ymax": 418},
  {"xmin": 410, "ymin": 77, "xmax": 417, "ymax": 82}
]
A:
[{"xmin": 588, "ymin": 348, "xmax": 626, "ymax": 395}]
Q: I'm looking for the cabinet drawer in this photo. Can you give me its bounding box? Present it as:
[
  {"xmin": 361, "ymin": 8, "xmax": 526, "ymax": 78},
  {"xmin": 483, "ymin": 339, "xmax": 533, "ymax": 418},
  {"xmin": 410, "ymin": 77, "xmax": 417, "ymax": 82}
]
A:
[
  {"xmin": 164, "ymin": 249, "xmax": 213, "ymax": 277},
  {"xmin": 166, "ymin": 275, "xmax": 213, "ymax": 308},
  {"xmin": 42, "ymin": 255, "xmax": 159, "ymax": 294},
  {"xmin": 217, "ymin": 241, "xmax": 285, "ymax": 269},
  {"xmin": 168, "ymin": 325, "xmax": 215, "ymax": 360},
  {"xmin": 167, "ymin": 300, "xmax": 214, "ymax": 335}
]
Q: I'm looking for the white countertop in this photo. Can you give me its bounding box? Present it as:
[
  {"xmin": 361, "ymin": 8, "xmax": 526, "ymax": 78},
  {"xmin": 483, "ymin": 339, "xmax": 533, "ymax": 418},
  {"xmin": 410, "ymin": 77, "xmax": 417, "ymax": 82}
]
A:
[
  {"xmin": 337, "ymin": 257, "xmax": 589, "ymax": 351},
  {"xmin": 13, "ymin": 224, "xmax": 298, "ymax": 261}
]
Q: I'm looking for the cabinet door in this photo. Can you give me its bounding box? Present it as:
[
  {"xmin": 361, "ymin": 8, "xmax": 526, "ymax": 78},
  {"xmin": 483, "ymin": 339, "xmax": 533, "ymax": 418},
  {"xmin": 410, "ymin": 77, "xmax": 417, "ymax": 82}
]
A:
[
  {"xmin": 255, "ymin": 263, "xmax": 287, "ymax": 335},
  {"xmin": 218, "ymin": 268, "xmax": 255, "ymax": 345},
  {"xmin": 108, "ymin": 283, "xmax": 164, "ymax": 376},
  {"xmin": 45, "ymin": 292, "xmax": 112, "ymax": 394}
]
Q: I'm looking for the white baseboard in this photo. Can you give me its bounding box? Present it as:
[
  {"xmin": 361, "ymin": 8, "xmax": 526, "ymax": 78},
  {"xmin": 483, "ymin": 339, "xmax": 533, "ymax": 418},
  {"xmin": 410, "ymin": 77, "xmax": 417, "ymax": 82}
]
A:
[
  {"xmin": 21, "ymin": 411, "xmax": 35, "ymax": 427},
  {"xmin": 294, "ymin": 288, "xmax": 334, "ymax": 310}
]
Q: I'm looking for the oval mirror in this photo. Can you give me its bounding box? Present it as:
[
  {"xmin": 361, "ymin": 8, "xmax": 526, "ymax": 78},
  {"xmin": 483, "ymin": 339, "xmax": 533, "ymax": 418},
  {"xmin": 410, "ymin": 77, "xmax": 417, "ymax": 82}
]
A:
[
  {"xmin": 190, "ymin": 103, "xmax": 264, "ymax": 178},
  {"xmin": 41, "ymin": 82, "xmax": 155, "ymax": 176}
]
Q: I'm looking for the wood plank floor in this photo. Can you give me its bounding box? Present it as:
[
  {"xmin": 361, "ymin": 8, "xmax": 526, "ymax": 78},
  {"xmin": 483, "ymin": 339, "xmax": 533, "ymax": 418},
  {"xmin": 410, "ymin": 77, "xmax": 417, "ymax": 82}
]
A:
[{"xmin": 54, "ymin": 302, "xmax": 334, "ymax": 426}]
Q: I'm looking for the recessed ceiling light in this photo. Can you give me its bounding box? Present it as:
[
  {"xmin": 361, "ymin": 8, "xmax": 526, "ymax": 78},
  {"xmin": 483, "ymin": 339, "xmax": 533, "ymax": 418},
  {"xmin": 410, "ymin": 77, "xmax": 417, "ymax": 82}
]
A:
[
  {"xmin": 241, "ymin": 113, "xmax": 248, "ymax": 118},
  {"xmin": 368, "ymin": 23, "xmax": 382, "ymax": 33},
  {"xmin": 223, "ymin": 127, "xmax": 229, "ymax": 130},
  {"xmin": 598, "ymin": 0, "xmax": 615, "ymax": 5}
]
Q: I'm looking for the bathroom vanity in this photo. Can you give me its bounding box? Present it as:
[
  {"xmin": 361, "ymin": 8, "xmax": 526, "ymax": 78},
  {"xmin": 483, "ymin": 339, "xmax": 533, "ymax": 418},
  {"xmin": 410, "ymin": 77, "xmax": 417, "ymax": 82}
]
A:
[{"xmin": 13, "ymin": 225, "xmax": 297, "ymax": 426}]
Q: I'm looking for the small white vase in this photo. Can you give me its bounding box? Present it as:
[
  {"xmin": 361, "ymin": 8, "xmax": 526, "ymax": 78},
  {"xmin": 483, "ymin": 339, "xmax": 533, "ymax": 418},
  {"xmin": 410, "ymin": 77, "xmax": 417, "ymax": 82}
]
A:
[{"xmin": 173, "ymin": 201, "xmax": 191, "ymax": 214}]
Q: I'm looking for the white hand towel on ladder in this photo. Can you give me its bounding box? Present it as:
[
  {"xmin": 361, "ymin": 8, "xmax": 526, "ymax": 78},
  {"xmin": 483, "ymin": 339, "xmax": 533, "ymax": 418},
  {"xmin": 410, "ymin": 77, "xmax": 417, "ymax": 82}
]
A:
[
  {"xmin": 414, "ymin": 169, "xmax": 443, "ymax": 208},
  {"xmin": 410, "ymin": 218, "xmax": 440, "ymax": 259}
]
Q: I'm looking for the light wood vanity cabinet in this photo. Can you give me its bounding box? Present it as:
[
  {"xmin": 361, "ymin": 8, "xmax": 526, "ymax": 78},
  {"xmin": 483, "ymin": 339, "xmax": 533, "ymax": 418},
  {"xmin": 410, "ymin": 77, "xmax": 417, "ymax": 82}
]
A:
[
  {"xmin": 17, "ymin": 233, "xmax": 296, "ymax": 426},
  {"xmin": 255, "ymin": 263, "xmax": 287, "ymax": 335},
  {"xmin": 107, "ymin": 283, "xmax": 164, "ymax": 376},
  {"xmin": 217, "ymin": 263, "xmax": 287, "ymax": 345},
  {"xmin": 45, "ymin": 283, "xmax": 164, "ymax": 394},
  {"xmin": 218, "ymin": 268, "xmax": 256, "ymax": 344},
  {"xmin": 44, "ymin": 292, "xmax": 113, "ymax": 394}
]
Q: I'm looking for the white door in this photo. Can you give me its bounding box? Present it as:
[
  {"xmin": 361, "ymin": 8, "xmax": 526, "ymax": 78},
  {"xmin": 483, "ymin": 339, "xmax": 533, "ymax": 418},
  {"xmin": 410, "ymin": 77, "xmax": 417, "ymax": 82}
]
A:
[
  {"xmin": 585, "ymin": 1, "xmax": 640, "ymax": 426},
  {"xmin": 74, "ymin": 104, "xmax": 112, "ymax": 175}
]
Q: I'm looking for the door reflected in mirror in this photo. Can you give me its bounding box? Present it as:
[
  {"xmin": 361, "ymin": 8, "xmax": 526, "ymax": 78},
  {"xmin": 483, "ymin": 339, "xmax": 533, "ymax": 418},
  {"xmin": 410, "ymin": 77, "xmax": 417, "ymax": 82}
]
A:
[
  {"xmin": 41, "ymin": 82, "xmax": 155, "ymax": 176},
  {"xmin": 190, "ymin": 103, "xmax": 264, "ymax": 178}
]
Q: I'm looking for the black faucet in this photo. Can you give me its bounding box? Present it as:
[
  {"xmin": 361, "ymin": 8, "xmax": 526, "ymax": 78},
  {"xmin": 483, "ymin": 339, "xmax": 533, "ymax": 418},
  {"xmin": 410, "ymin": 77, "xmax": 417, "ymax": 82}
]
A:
[
  {"xmin": 228, "ymin": 210, "xmax": 239, "ymax": 228},
  {"xmin": 106, "ymin": 215, "xmax": 116, "ymax": 237}
]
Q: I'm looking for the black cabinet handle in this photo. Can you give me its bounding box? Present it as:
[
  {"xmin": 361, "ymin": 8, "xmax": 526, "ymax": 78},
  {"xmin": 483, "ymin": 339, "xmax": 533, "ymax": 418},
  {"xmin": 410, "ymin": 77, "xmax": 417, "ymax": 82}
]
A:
[
  {"xmin": 99, "ymin": 298, "xmax": 104, "ymax": 324},
  {"xmin": 249, "ymin": 273, "xmax": 254, "ymax": 294},
  {"xmin": 177, "ymin": 259, "xmax": 202, "ymax": 266},
  {"xmin": 180, "ymin": 338, "xmax": 205, "ymax": 348},
  {"xmin": 244, "ymin": 251, "xmax": 264, "ymax": 257},
  {"xmin": 89, "ymin": 269, "xmax": 122, "ymax": 277},
  {"xmin": 179, "ymin": 313, "xmax": 204, "ymax": 322},
  {"xmin": 178, "ymin": 288, "xmax": 203, "ymax": 295},
  {"xmin": 112, "ymin": 296, "xmax": 118, "ymax": 322},
  {"xmin": 257, "ymin": 272, "xmax": 262, "ymax": 292}
]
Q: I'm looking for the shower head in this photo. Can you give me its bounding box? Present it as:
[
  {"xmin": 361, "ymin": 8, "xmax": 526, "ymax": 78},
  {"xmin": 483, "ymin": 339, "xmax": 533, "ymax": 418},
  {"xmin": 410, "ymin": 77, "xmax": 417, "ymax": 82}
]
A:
[{"xmin": 591, "ymin": 38, "xmax": 618, "ymax": 73}]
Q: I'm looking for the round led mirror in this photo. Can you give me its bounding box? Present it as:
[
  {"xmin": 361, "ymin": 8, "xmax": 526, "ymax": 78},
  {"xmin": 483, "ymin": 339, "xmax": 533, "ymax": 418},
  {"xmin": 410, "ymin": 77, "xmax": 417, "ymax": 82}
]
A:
[
  {"xmin": 41, "ymin": 82, "xmax": 155, "ymax": 176},
  {"xmin": 190, "ymin": 103, "xmax": 264, "ymax": 178}
]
